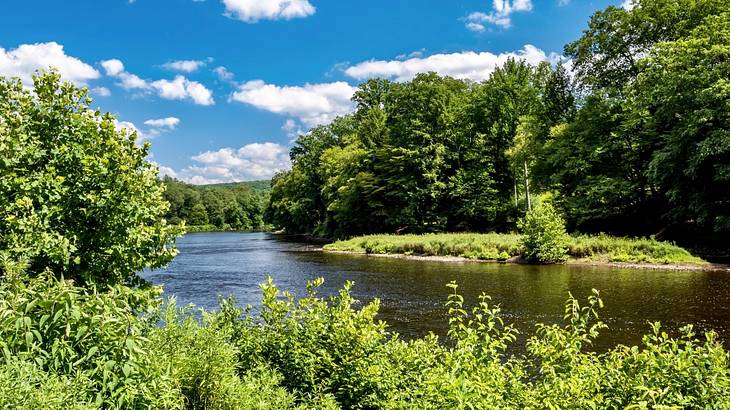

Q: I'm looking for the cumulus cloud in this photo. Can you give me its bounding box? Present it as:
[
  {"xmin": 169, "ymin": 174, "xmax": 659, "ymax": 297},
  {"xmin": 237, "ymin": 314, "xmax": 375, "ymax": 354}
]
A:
[
  {"xmin": 162, "ymin": 59, "xmax": 207, "ymax": 73},
  {"xmin": 101, "ymin": 58, "xmax": 214, "ymax": 105},
  {"xmin": 101, "ymin": 59, "xmax": 124, "ymax": 76},
  {"xmin": 113, "ymin": 119, "xmax": 142, "ymax": 137},
  {"xmin": 465, "ymin": 0, "xmax": 533, "ymax": 30},
  {"xmin": 166, "ymin": 142, "xmax": 292, "ymax": 184},
  {"xmin": 144, "ymin": 117, "xmax": 180, "ymax": 129},
  {"xmin": 141, "ymin": 116, "xmax": 181, "ymax": 137},
  {"xmin": 213, "ymin": 66, "xmax": 235, "ymax": 82},
  {"xmin": 0, "ymin": 42, "xmax": 99, "ymax": 86},
  {"xmin": 222, "ymin": 0, "xmax": 315, "ymax": 22},
  {"xmin": 158, "ymin": 166, "xmax": 178, "ymax": 179},
  {"xmin": 92, "ymin": 86, "xmax": 111, "ymax": 97},
  {"xmin": 621, "ymin": 0, "xmax": 636, "ymax": 10},
  {"xmin": 345, "ymin": 44, "xmax": 557, "ymax": 83},
  {"xmin": 230, "ymin": 80, "xmax": 356, "ymax": 127}
]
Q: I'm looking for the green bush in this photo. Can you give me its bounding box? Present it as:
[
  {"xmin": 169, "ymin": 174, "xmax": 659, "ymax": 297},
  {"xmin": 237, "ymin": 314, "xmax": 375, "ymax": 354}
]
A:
[
  {"xmin": 1, "ymin": 276, "xmax": 728, "ymax": 408},
  {"xmin": 0, "ymin": 71, "xmax": 181, "ymax": 286},
  {"xmin": 0, "ymin": 275, "xmax": 181, "ymax": 409},
  {"xmin": 518, "ymin": 203, "xmax": 570, "ymax": 263}
]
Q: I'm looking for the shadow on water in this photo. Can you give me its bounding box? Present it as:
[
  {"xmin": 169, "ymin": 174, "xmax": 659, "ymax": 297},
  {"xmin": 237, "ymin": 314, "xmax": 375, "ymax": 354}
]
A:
[{"xmin": 141, "ymin": 232, "xmax": 730, "ymax": 352}]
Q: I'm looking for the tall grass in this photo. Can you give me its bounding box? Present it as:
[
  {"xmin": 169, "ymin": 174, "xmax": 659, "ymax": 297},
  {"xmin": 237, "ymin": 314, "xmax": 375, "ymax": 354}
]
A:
[{"xmin": 324, "ymin": 233, "xmax": 707, "ymax": 265}]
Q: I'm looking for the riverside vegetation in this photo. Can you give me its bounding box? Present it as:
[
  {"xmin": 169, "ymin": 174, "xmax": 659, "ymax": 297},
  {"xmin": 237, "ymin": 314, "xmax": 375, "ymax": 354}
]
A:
[
  {"xmin": 324, "ymin": 202, "xmax": 708, "ymax": 266},
  {"xmin": 325, "ymin": 232, "xmax": 706, "ymax": 266},
  {"xmin": 2, "ymin": 0, "xmax": 730, "ymax": 409},
  {"xmin": 265, "ymin": 0, "xmax": 730, "ymax": 257}
]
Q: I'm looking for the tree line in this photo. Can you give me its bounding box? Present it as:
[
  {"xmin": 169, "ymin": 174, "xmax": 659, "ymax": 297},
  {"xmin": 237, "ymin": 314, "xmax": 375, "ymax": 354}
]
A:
[
  {"xmin": 265, "ymin": 0, "xmax": 730, "ymax": 244},
  {"xmin": 162, "ymin": 177, "xmax": 270, "ymax": 231}
]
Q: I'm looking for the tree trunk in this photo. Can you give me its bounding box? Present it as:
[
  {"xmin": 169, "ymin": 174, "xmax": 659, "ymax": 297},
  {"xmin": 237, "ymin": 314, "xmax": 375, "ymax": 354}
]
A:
[{"xmin": 524, "ymin": 160, "xmax": 531, "ymax": 211}]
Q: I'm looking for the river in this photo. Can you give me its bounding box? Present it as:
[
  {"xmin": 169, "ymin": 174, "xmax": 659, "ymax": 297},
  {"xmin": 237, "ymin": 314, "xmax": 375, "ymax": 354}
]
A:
[{"xmin": 141, "ymin": 232, "xmax": 730, "ymax": 351}]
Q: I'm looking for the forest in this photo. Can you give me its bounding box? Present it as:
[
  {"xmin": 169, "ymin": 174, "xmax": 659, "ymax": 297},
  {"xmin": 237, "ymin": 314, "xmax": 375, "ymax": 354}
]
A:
[
  {"xmin": 162, "ymin": 178, "xmax": 270, "ymax": 231},
  {"xmin": 266, "ymin": 0, "xmax": 730, "ymax": 251}
]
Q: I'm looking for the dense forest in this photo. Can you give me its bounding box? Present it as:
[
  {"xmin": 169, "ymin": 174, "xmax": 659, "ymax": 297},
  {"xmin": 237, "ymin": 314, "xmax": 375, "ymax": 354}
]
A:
[
  {"xmin": 162, "ymin": 177, "xmax": 270, "ymax": 231},
  {"xmin": 266, "ymin": 0, "xmax": 730, "ymax": 245}
]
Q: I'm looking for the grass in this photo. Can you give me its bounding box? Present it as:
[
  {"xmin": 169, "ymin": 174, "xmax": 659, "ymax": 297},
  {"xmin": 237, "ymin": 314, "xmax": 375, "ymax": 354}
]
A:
[{"xmin": 324, "ymin": 232, "xmax": 707, "ymax": 266}]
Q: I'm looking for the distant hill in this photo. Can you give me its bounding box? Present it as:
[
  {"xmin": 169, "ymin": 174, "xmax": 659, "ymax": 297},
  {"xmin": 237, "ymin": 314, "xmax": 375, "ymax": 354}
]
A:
[{"xmin": 160, "ymin": 177, "xmax": 271, "ymax": 230}]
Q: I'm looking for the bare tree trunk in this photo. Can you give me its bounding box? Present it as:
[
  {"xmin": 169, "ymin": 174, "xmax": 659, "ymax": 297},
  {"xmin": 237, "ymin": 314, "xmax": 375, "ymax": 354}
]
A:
[
  {"xmin": 524, "ymin": 160, "xmax": 531, "ymax": 211},
  {"xmin": 514, "ymin": 181, "xmax": 518, "ymax": 208}
]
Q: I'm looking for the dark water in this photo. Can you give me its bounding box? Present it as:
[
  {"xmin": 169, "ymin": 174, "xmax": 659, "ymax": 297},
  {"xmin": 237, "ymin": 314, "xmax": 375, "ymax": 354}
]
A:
[{"xmin": 141, "ymin": 232, "xmax": 730, "ymax": 351}]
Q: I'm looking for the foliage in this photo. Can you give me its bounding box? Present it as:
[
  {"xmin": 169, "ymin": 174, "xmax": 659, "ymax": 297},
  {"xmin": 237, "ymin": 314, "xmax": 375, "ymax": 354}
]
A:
[
  {"xmin": 518, "ymin": 202, "xmax": 569, "ymax": 263},
  {"xmin": 564, "ymin": 0, "xmax": 729, "ymax": 92},
  {"xmin": 162, "ymin": 177, "xmax": 269, "ymax": 231},
  {"xmin": 325, "ymin": 233, "xmax": 521, "ymax": 261},
  {"xmin": 2, "ymin": 276, "xmax": 728, "ymax": 409},
  {"xmin": 0, "ymin": 71, "xmax": 180, "ymax": 286},
  {"xmin": 632, "ymin": 11, "xmax": 730, "ymax": 232},
  {"xmin": 0, "ymin": 275, "xmax": 181, "ymax": 409},
  {"xmin": 267, "ymin": 64, "xmax": 557, "ymax": 238},
  {"xmin": 546, "ymin": 0, "xmax": 730, "ymax": 236},
  {"xmin": 267, "ymin": 0, "xmax": 730, "ymax": 248},
  {"xmin": 325, "ymin": 232, "xmax": 706, "ymax": 265}
]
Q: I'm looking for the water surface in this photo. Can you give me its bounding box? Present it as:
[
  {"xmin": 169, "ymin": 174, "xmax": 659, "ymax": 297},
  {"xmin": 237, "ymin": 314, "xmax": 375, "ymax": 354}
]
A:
[{"xmin": 141, "ymin": 232, "xmax": 730, "ymax": 351}]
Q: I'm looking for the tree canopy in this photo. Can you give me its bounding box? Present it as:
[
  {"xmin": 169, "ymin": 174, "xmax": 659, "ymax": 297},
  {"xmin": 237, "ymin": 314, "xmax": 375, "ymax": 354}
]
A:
[
  {"xmin": 161, "ymin": 178, "xmax": 269, "ymax": 231},
  {"xmin": 267, "ymin": 0, "xmax": 730, "ymax": 243}
]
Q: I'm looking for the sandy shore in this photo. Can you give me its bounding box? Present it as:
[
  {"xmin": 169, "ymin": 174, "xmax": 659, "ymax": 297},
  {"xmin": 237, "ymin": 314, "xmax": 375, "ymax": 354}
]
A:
[{"xmin": 322, "ymin": 249, "xmax": 730, "ymax": 272}]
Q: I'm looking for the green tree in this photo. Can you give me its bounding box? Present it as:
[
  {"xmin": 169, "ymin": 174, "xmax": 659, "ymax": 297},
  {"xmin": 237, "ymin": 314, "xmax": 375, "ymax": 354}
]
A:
[
  {"xmin": 518, "ymin": 202, "xmax": 569, "ymax": 264},
  {"xmin": 631, "ymin": 12, "xmax": 730, "ymax": 232},
  {"xmin": 565, "ymin": 0, "xmax": 729, "ymax": 92},
  {"xmin": 0, "ymin": 71, "xmax": 180, "ymax": 286},
  {"xmin": 188, "ymin": 203, "xmax": 210, "ymax": 226}
]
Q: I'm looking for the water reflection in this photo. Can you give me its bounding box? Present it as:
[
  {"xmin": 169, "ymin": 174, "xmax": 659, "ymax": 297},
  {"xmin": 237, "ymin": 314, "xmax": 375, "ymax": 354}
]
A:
[{"xmin": 141, "ymin": 232, "xmax": 730, "ymax": 351}]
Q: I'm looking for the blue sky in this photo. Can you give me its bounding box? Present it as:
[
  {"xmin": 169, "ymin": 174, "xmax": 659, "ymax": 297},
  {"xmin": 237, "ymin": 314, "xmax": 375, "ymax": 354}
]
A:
[{"xmin": 0, "ymin": 0, "xmax": 624, "ymax": 183}]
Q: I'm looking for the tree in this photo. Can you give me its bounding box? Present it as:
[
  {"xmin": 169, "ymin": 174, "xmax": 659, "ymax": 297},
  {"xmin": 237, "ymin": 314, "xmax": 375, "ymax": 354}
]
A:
[
  {"xmin": 518, "ymin": 202, "xmax": 569, "ymax": 264},
  {"xmin": 0, "ymin": 71, "xmax": 180, "ymax": 286},
  {"xmin": 565, "ymin": 0, "xmax": 729, "ymax": 92},
  {"xmin": 631, "ymin": 12, "xmax": 730, "ymax": 232},
  {"xmin": 188, "ymin": 203, "xmax": 210, "ymax": 226}
]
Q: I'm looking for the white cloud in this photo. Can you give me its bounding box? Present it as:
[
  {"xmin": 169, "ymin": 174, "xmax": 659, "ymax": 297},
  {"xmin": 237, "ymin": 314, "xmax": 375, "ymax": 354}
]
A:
[
  {"xmin": 231, "ymin": 80, "xmax": 356, "ymax": 127},
  {"xmin": 0, "ymin": 42, "xmax": 99, "ymax": 87},
  {"xmin": 113, "ymin": 119, "xmax": 142, "ymax": 137},
  {"xmin": 167, "ymin": 142, "xmax": 291, "ymax": 184},
  {"xmin": 144, "ymin": 117, "xmax": 180, "ymax": 129},
  {"xmin": 213, "ymin": 66, "xmax": 235, "ymax": 82},
  {"xmin": 282, "ymin": 119, "xmax": 306, "ymax": 141},
  {"xmin": 101, "ymin": 59, "xmax": 215, "ymax": 105},
  {"xmin": 162, "ymin": 59, "xmax": 206, "ymax": 73},
  {"xmin": 621, "ymin": 0, "xmax": 635, "ymax": 10},
  {"xmin": 151, "ymin": 76, "xmax": 215, "ymax": 105},
  {"xmin": 465, "ymin": 0, "xmax": 533, "ymax": 30},
  {"xmin": 92, "ymin": 86, "xmax": 111, "ymax": 97},
  {"xmin": 466, "ymin": 21, "xmax": 487, "ymax": 33},
  {"xmin": 345, "ymin": 44, "xmax": 556, "ymax": 83},
  {"xmin": 158, "ymin": 166, "xmax": 178, "ymax": 179},
  {"xmin": 222, "ymin": 0, "xmax": 315, "ymax": 22},
  {"xmin": 101, "ymin": 59, "xmax": 124, "ymax": 76}
]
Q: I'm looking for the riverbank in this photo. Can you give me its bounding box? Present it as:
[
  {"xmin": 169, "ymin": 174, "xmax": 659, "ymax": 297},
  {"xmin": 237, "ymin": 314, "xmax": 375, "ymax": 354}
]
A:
[
  {"xmin": 323, "ymin": 233, "xmax": 720, "ymax": 271},
  {"xmin": 185, "ymin": 225, "xmax": 271, "ymax": 233}
]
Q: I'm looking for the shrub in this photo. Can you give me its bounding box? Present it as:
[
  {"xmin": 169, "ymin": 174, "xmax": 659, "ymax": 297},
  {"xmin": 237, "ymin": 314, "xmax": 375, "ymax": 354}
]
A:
[
  {"xmin": 0, "ymin": 71, "xmax": 181, "ymax": 286},
  {"xmin": 0, "ymin": 275, "xmax": 181, "ymax": 409},
  {"xmin": 518, "ymin": 203, "xmax": 569, "ymax": 263},
  {"xmin": 1, "ymin": 276, "xmax": 729, "ymax": 408}
]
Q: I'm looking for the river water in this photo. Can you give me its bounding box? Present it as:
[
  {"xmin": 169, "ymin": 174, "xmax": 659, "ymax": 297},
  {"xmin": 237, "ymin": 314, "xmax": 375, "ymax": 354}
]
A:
[{"xmin": 141, "ymin": 232, "xmax": 730, "ymax": 351}]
